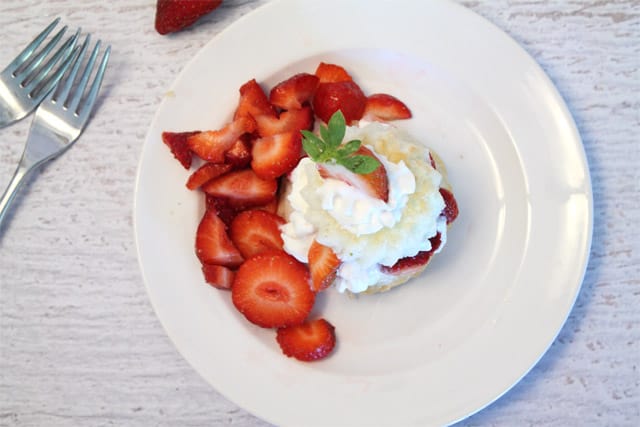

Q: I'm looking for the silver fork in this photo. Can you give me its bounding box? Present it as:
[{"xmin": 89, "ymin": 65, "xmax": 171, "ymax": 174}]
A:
[
  {"xmin": 0, "ymin": 18, "xmax": 80, "ymax": 128},
  {"xmin": 0, "ymin": 35, "xmax": 110, "ymax": 228}
]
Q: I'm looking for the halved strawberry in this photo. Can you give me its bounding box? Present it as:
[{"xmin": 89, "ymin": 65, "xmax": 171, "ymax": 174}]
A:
[
  {"xmin": 224, "ymin": 138, "xmax": 252, "ymax": 168},
  {"xmin": 234, "ymin": 79, "xmax": 277, "ymax": 120},
  {"xmin": 162, "ymin": 131, "xmax": 198, "ymax": 169},
  {"xmin": 187, "ymin": 116, "xmax": 256, "ymax": 163},
  {"xmin": 312, "ymin": 81, "xmax": 366, "ymax": 124},
  {"xmin": 254, "ymin": 107, "xmax": 313, "ymax": 137},
  {"xmin": 251, "ymin": 132, "xmax": 302, "ymax": 180},
  {"xmin": 276, "ymin": 318, "xmax": 336, "ymax": 361},
  {"xmin": 269, "ymin": 73, "xmax": 319, "ymax": 110},
  {"xmin": 362, "ymin": 93, "xmax": 412, "ymax": 122},
  {"xmin": 232, "ymin": 252, "xmax": 315, "ymax": 328},
  {"xmin": 381, "ymin": 233, "xmax": 442, "ymax": 276},
  {"xmin": 202, "ymin": 264, "xmax": 235, "ymax": 290},
  {"xmin": 230, "ymin": 210, "xmax": 286, "ymax": 259},
  {"xmin": 185, "ymin": 163, "xmax": 232, "ymax": 190},
  {"xmin": 202, "ymin": 168, "xmax": 277, "ymax": 208},
  {"xmin": 205, "ymin": 195, "xmax": 241, "ymax": 227},
  {"xmin": 315, "ymin": 62, "xmax": 353, "ymax": 84},
  {"xmin": 318, "ymin": 145, "xmax": 389, "ymax": 201},
  {"xmin": 195, "ymin": 210, "xmax": 244, "ymax": 268},
  {"xmin": 439, "ymin": 188, "xmax": 459, "ymax": 224},
  {"xmin": 307, "ymin": 240, "xmax": 341, "ymax": 292},
  {"xmin": 155, "ymin": 0, "xmax": 222, "ymax": 35}
]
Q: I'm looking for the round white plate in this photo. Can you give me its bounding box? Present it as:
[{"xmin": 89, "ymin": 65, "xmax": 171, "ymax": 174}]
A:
[{"xmin": 134, "ymin": 0, "xmax": 593, "ymax": 425}]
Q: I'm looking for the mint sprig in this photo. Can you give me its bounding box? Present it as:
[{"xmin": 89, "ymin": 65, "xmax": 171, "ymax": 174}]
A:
[{"xmin": 301, "ymin": 111, "xmax": 381, "ymax": 174}]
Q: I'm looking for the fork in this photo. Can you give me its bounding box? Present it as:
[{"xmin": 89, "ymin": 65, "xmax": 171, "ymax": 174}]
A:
[
  {"xmin": 0, "ymin": 18, "xmax": 80, "ymax": 128},
  {"xmin": 0, "ymin": 35, "xmax": 110, "ymax": 228}
]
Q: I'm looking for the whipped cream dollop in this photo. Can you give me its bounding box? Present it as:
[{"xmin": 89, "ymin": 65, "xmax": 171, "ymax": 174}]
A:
[{"xmin": 280, "ymin": 123, "xmax": 447, "ymax": 293}]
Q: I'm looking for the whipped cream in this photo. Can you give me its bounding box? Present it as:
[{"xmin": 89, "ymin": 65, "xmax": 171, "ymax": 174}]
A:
[{"xmin": 280, "ymin": 123, "xmax": 447, "ymax": 293}]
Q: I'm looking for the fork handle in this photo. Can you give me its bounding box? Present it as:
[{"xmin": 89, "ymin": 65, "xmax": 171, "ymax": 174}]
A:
[{"xmin": 0, "ymin": 162, "xmax": 32, "ymax": 229}]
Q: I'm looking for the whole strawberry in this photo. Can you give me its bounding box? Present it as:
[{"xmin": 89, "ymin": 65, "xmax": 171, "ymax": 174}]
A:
[{"xmin": 155, "ymin": 0, "xmax": 223, "ymax": 35}]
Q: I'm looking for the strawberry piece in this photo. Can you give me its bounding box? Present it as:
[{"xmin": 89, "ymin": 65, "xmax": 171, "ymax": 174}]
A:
[
  {"xmin": 307, "ymin": 240, "xmax": 341, "ymax": 292},
  {"xmin": 318, "ymin": 145, "xmax": 389, "ymax": 202},
  {"xmin": 185, "ymin": 163, "xmax": 232, "ymax": 190},
  {"xmin": 254, "ymin": 107, "xmax": 313, "ymax": 137},
  {"xmin": 429, "ymin": 152, "xmax": 437, "ymax": 169},
  {"xmin": 234, "ymin": 79, "xmax": 277, "ymax": 120},
  {"xmin": 162, "ymin": 131, "xmax": 198, "ymax": 169},
  {"xmin": 224, "ymin": 138, "xmax": 252, "ymax": 168},
  {"xmin": 312, "ymin": 81, "xmax": 366, "ymax": 124},
  {"xmin": 269, "ymin": 73, "xmax": 320, "ymax": 110},
  {"xmin": 202, "ymin": 264, "xmax": 235, "ymax": 290},
  {"xmin": 202, "ymin": 168, "xmax": 277, "ymax": 208},
  {"xmin": 187, "ymin": 116, "xmax": 256, "ymax": 163},
  {"xmin": 381, "ymin": 233, "xmax": 442, "ymax": 276},
  {"xmin": 362, "ymin": 93, "xmax": 412, "ymax": 122},
  {"xmin": 254, "ymin": 198, "xmax": 279, "ymax": 214},
  {"xmin": 439, "ymin": 188, "xmax": 459, "ymax": 224},
  {"xmin": 276, "ymin": 318, "xmax": 336, "ymax": 362},
  {"xmin": 232, "ymin": 252, "xmax": 315, "ymax": 328},
  {"xmin": 205, "ymin": 195, "xmax": 241, "ymax": 227},
  {"xmin": 195, "ymin": 210, "xmax": 244, "ymax": 268},
  {"xmin": 230, "ymin": 210, "xmax": 286, "ymax": 258},
  {"xmin": 251, "ymin": 132, "xmax": 302, "ymax": 180},
  {"xmin": 315, "ymin": 62, "xmax": 353, "ymax": 84},
  {"xmin": 155, "ymin": 0, "xmax": 222, "ymax": 35}
]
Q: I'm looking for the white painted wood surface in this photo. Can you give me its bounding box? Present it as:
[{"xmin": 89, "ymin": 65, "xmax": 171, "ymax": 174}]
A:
[{"xmin": 0, "ymin": 0, "xmax": 637, "ymax": 426}]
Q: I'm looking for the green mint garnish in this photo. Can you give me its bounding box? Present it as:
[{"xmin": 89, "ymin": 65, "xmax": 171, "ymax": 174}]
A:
[{"xmin": 301, "ymin": 110, "xmax": 381, "ymax": 175}]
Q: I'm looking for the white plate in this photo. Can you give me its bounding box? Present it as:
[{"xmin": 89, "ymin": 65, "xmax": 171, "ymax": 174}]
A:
[{"xmin": 134, "ymin": 0, "xmax": 593, "ymax": 425}]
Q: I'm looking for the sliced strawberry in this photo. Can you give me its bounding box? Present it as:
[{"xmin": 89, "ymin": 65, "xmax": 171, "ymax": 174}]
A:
[
  {"xmin": 307, "ymin": 240, "xmax": 341, "ymax": 292},
  {"xmin": 315, "ymin": 62, "xmax": 353, "ymax": 84},
  {"xmin": 195, "ymin": 210, "xmax": 244, "ymax": 268},
  {"xmin": 313, "ymin": 81, "xmax": 366, "ymax": 124},
  {"xmin": 232, "ymin": 252, "xmax": 315, "ymax": 328},
  {"xmin": 254, "ymin": 198, "xmax": 279, "ymax": 214},
  {"xmin": 187, "ymin": 116, "xmax": 256, "ymax": 163},
  {"xmin": 202, "ymin": 264, "xmax": 235, "ymax": 290},
  {"xmin": 254, "ymin": 107, "xmax": 313, "ymax": 137},
  {"xmin": 318, "ymin": 145, "xmax": 389, "ymax": 202},
  {"xmin": 185, "ymin": 163, "xmax": 232, "ymax": 190},
  {"xmin": 162, "ymin": 131, "xmax": 198, "ymax": 169},
  {"xmin": 381, "ymin": 233, "xmax": 442, "ymax": 276},
  {"xmin": 224, "ymin": 138, "xmax": 252, "ymax": 168},
  {"xmin": 202, "ymin": 168, "xmax": 277, "ymax": 208},
  {"xmin": 269, "ymin": 73, "xmax": 319, "ymax": 110},
  {"xmin": 276, "ymin": 318, "xmax": 336, "ymax": 362},
  {"xmin": 230, "ymin": 210, "xmax": 285, "ymax": 258},
  {"xmin": 234, "ymin": 79, "xmax": 277, "ymax": 120},
  {"xmin": 251, "ymin": 132, "xmax": 302, "ymax": 180},
  {"xmin": 429, "ymin": 152, "xmax": 437, "ymax": 169},
  {"xmin": 155, "ymin": 0, "xmax": 222, "ymax": 35},
  {"xmin": 362, "ymin": 93, "xmax": 412, "ymax": 122},
  {"xmin": 439, "ymin": 188, "xmax": 459, "ymax": 224},
  {"xmin": 205, "ymin": 195, "xmax": 241, "ymax": 227}
]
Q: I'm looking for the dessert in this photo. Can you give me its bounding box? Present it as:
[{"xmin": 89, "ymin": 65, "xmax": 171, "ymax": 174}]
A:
[{"xmin": 161, "ymin": 62, "xmax": 458, "ymax": 361}]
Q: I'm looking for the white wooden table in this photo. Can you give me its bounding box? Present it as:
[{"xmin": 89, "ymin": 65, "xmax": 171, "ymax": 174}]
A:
[{"xmin": 1, "ymin": 1, "xmax": 638, "ymax": 426}]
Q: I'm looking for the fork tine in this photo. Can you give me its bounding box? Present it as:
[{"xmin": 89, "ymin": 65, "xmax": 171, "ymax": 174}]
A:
[
  {"xmin": 3, "ymin": 18, "xmax": 60, "ymax": 74},
  {"xmin": 66, "ymin": 39, "xmax": 102, "ymax": 114},
  {"xmin": 23, "ymin": 29, "xmax": 80, "ymax": 97},
  {"xmin": 77, "ymin": 45, "xmax": 110, "ymax": 122},
  {"xmin": 51, "ymin": 34, "xmax": 90, "ymax": 104},
  {"xmin": 31, "ymin": 44, "xmax": 81, "ymax": 103},
  {"xmin": 14, "ymin": 24, "xmax": 69, "ymax": 83}
]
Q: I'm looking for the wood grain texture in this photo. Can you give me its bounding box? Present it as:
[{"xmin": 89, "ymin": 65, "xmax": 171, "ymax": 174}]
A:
[{"xmin": 0, "ymin": 1, "xmax": 638, "ymax": 426}]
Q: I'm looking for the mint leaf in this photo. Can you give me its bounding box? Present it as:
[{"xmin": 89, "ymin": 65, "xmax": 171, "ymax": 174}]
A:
[
  {"xmin": 327, "ymin": 111, "xmax": 346, "ymax": 147},
  {"xmin": 341, "ymin": 155, "xmax": 380, "ymax": 174},
  {"xmin": 337, "ymin": 139, "xmax": 361, "ymax": 157}
]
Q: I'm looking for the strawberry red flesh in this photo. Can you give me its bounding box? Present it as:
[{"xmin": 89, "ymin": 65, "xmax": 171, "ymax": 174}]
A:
[
  {"xmin": 202, "ymin": 263, "xmax": 235, "ymax": 290},
  {"xmin": 315, "ymin": 62, "xmax": 353, "ymax": 84},
  {"xmin": 155, "ymin": 0, "xmax": 223, "ymax": 35},
  {"xmin": 254, "ymin": 107, "xmax": 313, "ymax": 138},
  {"xmin": 439, "ymin": 188, "xmax": 459, "ymax": 224},
  {"xmin": 224, "ymin": 138, "xmax": 252, "ymax": 168},
  {"xmin": 230, "ymin": 210, "xmax": 286, "ymax": 259},
  {"xmin": 234, "ymin": 79, "xmax": 277, "ymax": 120},
  {"xmin": 312, "ymin": 81, "xmax": 366, "ymax": 124},
  {"xmin": 269, "ymin": 73, "xmax": 319, "ymax": 110},
  {"xmin": 202, "ymin": 168, "xmax": 277, "ymax": 208},
  {"xmin": 362, "ymin": 93, "xmax": 412, "ymax": 122},
  {"xmin": 195, "ymin": 210, "xmax": 244, "ymax": 268},
  {"xmin": 187, "ymin": 116, "xmax": 256, "ymax": 163},
  {"xmin": 185, "ymin": 162, "xmax": 232, "ymax": 190},
  {"xmin": 381, "ymin": 233, "xmax": 442, "ymax": 275},
  {"xmin": 162, "ymin": 131, "xmax": 198, "ymax": 169},
  {"xmin": 307, "ymin": 240, "xmax": 341, "ymax": 292},
  {"xmin": 276, "ymin": 318, "xmax": 336, "ymax": 361},
  {"xmin": 251, "ymin": 131, "xmax": 303, "ymax": 180}
]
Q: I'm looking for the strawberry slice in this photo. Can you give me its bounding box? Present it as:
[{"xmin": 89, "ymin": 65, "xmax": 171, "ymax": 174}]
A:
[
  {"xmin": 232, "ymin": 252, "xmax": 315, "ymax": 328},
  {"xmin": 202, "ymin": 168, "xmax": 277, "ymax": 208},
  {"xmin": 195, "ymin": 210, "xmax": 244, "ymax": 268},
  {"xmin": 187, "ymin": 116, "xmax": 256, "ymax": 163},
  {"xmin": 318, "ymin": 145, "xmax": 389, "ymax": 202},
  {"xmin": 234, "ymin": 79, "xmax": 277, "ymax": 120},
  {"xmin": 254, "ymin": 198, "xmax": 279, "ymax": 214},
  {"xmin": 162, "ymin": 131, "xmax": 198, "ymax": 169},
  {"xmin": 312, "ymin": 81, "xmax": 366, "ymax": 124},
  {"xmin": 205, "ymin": 195, "xmax": 241, "ymax": 227},
  {"xmin": 254, "ymin": 107, "xmax": 313, "ymax": 137},
  {"xmin": 269, "ymin": 73, "xmax": 319, "ymax": 110},
  {"xmin": 307, "ymin": 240, "xmax": 341, "ymax": 292},
  {"xmin": 315, "ymin": 62, "xmax": 353, "ymax": 84},
  {"xmin": 155, "ymin": 0, "xmax": 222, "ymax": 35},
  {"xmin": 251, "ymin": 132, "xmax": 302, "ymax": 180},
  {"xmin": 230, "ymin": 210, "xmax": 286, "ymax": 259},
  {"xmin": 276, "ymin": 318, "xmax": 336, "ymax": 361},
  {"xmin": 202, "ymin": 264, "xmax": 235, "ymax": 290},
  {"xmin": 362, "ymin": 93, "xmax": 412, "ymax": 122},
  {"xmin": 381, "ymin": 233, "xmax": 442, "ymax": 276},
  {"xmin": 439, "ymin": 188, "xmax": 459, "ymax": 224},
  {"xmin": 185, "ymin": 163, "xmax": 232, "ymax": 190},
  {"xmin": 224, "ymin": 138, "xmax": 252, "ymax": 168}
]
